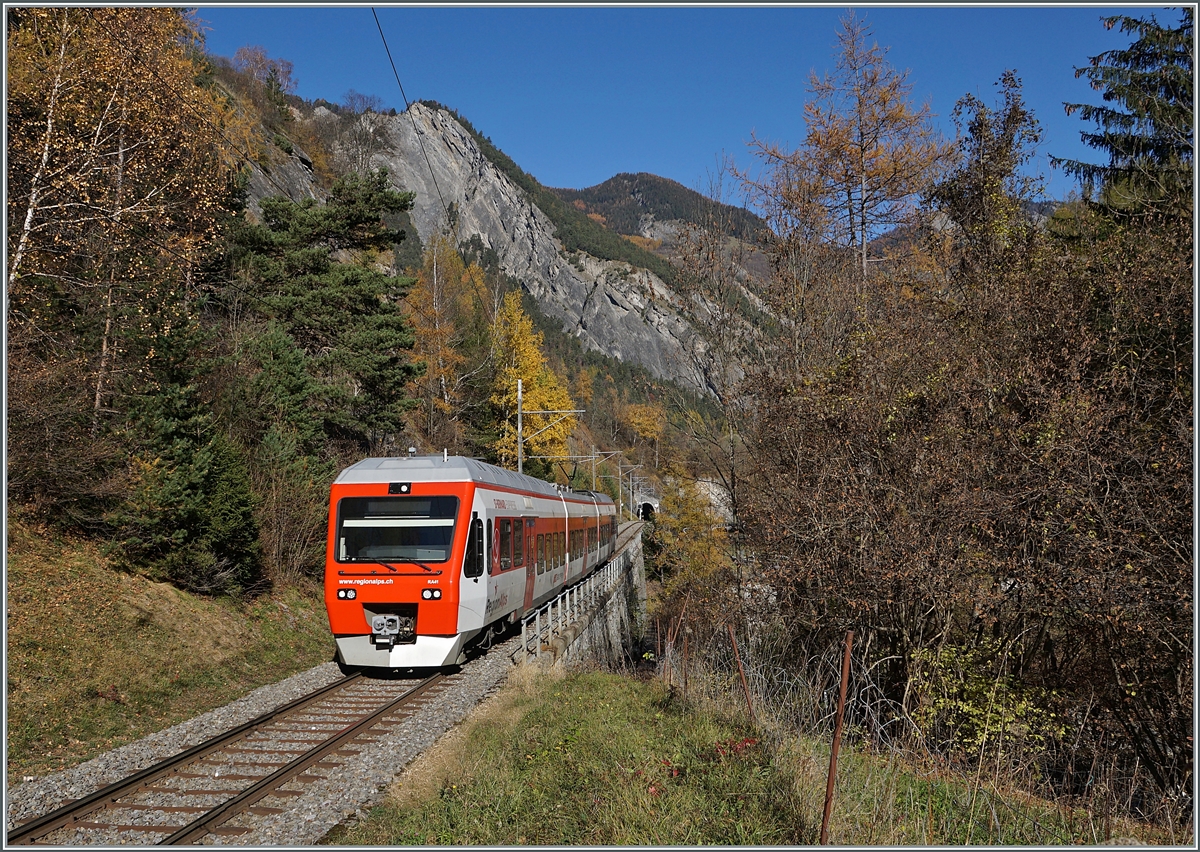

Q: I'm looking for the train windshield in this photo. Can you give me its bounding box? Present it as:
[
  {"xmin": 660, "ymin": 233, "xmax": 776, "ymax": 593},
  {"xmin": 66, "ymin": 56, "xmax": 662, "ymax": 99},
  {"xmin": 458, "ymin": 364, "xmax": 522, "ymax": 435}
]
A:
[{"xmin": 336, "ymin": 496, "xmax": 459, "ymax": 563}]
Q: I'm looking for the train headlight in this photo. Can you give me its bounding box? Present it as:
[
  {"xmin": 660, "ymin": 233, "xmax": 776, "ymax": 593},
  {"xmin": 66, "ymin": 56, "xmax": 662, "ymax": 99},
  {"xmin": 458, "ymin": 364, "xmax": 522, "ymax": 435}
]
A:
[
  {"xmin": 337, "ymin": 588, "xmax": 357, "ymax": 600},
  {"xmin": 421, "ymin": 588, "xmax": 442, "ymax": 600}
]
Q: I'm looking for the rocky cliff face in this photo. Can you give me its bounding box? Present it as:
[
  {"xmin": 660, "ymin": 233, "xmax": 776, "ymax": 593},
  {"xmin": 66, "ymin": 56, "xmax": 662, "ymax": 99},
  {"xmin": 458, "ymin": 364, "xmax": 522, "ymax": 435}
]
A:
[
  {"xmin": 301, "ymin": 102, "xmax": 710, "ymax": 393},
  {"xmin": 244, "ymin": 134, "xmax": 324, "ymax": 221}
]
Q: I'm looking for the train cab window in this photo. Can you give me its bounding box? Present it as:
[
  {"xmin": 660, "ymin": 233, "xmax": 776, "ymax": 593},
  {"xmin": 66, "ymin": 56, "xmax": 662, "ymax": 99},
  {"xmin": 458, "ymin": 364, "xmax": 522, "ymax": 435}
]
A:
[
  {"xmin": 336, "ymin": 495, "xmax": 459, "ymax": 563},
  {"xmin": 498, "ymin": 519, "xmax": 512, "ymax": 570},
  {"xmin": 536, "ymin": 534, "xmax": 545, "ymax": 574},
  {"xmin": 513, "ymin": 519, "xmax": 524, "ymax": 567}
]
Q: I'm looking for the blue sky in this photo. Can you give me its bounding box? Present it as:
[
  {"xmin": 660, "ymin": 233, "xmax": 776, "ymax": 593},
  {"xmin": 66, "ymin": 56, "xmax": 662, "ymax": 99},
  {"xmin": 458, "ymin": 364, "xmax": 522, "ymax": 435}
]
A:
[{"xmin": 194, "ymin": 4, "xmax": 1168, "ymax": 205}]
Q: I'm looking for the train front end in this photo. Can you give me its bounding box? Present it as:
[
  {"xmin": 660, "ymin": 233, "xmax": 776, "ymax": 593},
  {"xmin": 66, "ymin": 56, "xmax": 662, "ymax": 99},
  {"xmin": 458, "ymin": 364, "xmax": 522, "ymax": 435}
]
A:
[{"xmin": 324, "ymin": 458, "xmax": 484, "ymax": 670}]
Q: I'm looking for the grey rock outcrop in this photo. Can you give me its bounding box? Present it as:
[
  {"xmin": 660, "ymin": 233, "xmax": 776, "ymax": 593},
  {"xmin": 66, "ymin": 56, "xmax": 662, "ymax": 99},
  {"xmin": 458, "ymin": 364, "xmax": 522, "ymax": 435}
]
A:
[
  {"xmin": 249, "ymin": 102, "xmax": 714, "ymax": 393},
  {"xmin": 358, "ymin": 103, "xmax": 708, "ymax": 392},
  {"xmin": 244, "ymin": 142, "xmax": 324, "ymax": 221}
]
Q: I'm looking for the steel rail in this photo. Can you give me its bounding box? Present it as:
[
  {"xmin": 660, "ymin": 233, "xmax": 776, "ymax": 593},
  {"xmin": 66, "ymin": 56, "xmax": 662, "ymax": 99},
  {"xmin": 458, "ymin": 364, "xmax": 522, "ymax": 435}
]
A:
[
  {"xmin": 5, "ymin": 673, "xmax": 363, "ymax": 846},
  {"xmin": 160, "ymin": 673, "xmax": 445, "ymax": 844}
]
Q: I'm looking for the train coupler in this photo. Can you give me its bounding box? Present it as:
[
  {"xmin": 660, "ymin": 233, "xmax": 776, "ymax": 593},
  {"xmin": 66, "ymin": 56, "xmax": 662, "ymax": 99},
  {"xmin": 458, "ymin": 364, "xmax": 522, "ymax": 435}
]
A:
[{"xmin": 370, "ymin": 614, "xmax": 412, "ymax": 650}]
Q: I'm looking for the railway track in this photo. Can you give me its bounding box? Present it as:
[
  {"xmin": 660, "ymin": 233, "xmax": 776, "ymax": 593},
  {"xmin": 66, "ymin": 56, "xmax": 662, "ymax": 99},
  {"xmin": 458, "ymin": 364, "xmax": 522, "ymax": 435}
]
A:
[
  {"xmin": 7, "ymin": 672, "xmax": 451, "ymax": 846},
  {"xmin": 10, "ymin": 524, "xmax": 648, "ymax": 846}
]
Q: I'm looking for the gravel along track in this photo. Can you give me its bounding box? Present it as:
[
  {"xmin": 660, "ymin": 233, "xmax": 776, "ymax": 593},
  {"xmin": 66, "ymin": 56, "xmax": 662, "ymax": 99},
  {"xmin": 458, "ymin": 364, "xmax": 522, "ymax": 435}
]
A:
[{"xmin": 6, "ymin": 636, "xmax": 521, "ymax": 846}]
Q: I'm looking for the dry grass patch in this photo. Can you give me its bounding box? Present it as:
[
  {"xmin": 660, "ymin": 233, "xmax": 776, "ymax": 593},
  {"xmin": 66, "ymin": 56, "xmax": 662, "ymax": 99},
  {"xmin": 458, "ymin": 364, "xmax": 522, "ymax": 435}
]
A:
[
  {"xmin": 6, "ymin": 512, "xmax": 333, "ymax": 784},
  {"xmin": 386, "ymin": 665, "xmax": 555, "ymax": 810}
]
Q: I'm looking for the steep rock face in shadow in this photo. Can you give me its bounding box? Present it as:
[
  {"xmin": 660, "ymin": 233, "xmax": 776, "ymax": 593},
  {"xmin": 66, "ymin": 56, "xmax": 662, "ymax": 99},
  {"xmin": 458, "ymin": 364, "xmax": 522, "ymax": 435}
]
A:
[{"xmin": 363, "ymin": 103, "xmax": 708, "ymax": 393}]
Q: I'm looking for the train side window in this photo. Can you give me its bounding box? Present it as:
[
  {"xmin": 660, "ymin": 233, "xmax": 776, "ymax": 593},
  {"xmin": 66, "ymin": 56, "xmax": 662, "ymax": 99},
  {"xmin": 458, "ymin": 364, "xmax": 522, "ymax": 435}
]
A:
[
  {"xmin": 465, "ymin": 516, "xmax": 485, "ymax": 578},
  {"xmin": 558, "ymin": 532, "xmax": 564, "ymax": 567},
  {"xmin": 498, "ymin": 518, "xmax": 512, "ymax": 571},
  {"xmin": 487, "ymin": 520, "xmax": 494, "ymax": 575},
  {"xmin": 536, "ymin": 534, "xmax": 545, "ymax": 574},
  {"xmin": 513, "ymin": 519, "xmax": 524, "ymax": 567}
]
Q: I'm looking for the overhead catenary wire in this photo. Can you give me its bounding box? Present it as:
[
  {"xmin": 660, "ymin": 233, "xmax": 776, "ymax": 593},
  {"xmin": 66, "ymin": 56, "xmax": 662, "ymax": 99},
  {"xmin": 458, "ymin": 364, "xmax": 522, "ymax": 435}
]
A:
[
  {"xmin": 371, "ymin": 7, "xmax": 452, "ymax": 231},
  {"xmin": 73, "ymin": 9, "xmax": 409, "ymax": 316}
]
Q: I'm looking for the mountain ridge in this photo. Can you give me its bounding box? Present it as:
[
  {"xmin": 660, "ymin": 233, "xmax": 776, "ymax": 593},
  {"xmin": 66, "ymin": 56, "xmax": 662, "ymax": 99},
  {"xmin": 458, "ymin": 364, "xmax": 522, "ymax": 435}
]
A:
[{"xmin": 244, "ymin": 98, "xmax": 774, "ymax": 396}]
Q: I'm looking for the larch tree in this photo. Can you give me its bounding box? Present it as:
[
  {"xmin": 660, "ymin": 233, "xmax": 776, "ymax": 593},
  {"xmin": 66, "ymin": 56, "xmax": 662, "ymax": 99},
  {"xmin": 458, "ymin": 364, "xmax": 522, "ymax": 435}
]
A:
[
  {"xmin": 489, "ymin": 291, "xmax": 576, "ymax": 472},
  {"xmin": 624, "ymin": 402, "xmax": 667, "ymax": 469},
  {"xmin": 748, "ymin": 11, "xmax": 949, "ymax": 286},
  {"xmin": 406, "ymin": 234, "xmax": 491, "ymax": 450}
]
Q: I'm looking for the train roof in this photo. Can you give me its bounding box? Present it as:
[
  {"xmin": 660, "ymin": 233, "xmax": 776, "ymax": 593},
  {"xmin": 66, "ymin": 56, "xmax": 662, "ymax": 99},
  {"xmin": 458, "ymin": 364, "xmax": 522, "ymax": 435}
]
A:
[{"xmin": 334, "ymin": 455, "xmax": 615, "ymax": 505}]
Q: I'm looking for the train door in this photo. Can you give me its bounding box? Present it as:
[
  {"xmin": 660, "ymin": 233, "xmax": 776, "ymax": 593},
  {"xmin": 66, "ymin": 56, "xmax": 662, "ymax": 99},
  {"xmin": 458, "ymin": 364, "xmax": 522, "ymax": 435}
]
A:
[
  {"xmin": 457, "ymin": 505, "xmax": 488, "ymax": 631},
  {"xmin": 523, "ymin": 518, "xmax": 536, "ymax": 613},
  {"xmin": 485, "ymin": 509, "xmax": 507, "ymax": 627}
]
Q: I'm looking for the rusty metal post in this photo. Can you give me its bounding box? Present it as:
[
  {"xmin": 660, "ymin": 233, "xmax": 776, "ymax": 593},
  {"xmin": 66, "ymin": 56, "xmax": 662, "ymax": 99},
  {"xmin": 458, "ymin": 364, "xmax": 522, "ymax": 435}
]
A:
[
  {"xmin": 727, "ymin": 624, "xmax": 755, "ymax": 726},
  {"xmin": 682, "ymin": 633, "xmax": 689, "ymax": 700},
  {"xmin": 820, "ymin": 630, "xmax": 854, "ymax": 845}
]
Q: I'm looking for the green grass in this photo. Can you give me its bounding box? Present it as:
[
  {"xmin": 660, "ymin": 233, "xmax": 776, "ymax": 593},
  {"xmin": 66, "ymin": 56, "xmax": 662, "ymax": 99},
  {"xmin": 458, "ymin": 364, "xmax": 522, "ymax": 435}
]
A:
[
  {"xmin": 325, "ymin": 665, "xmax": 1174, "ymax": 847},
  {"xmin": 326, "ymin": 670, "xmax": 812, "ymax": 845},
  {"xmin": 6, "ymin": 513, "xmax": 335, "ymax": 783}
]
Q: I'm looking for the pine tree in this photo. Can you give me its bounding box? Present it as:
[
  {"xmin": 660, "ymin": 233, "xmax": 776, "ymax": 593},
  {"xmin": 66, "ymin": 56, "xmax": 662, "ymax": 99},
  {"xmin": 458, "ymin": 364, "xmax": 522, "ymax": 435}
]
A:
[{"xmin": 227, "ymin": 170, "xmax": 422, "ymax": 452}]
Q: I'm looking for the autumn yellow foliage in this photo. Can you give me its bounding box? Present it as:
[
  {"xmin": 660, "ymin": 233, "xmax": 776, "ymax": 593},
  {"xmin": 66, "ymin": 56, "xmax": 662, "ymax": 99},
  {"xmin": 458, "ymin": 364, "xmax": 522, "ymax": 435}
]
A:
[{"xmin": 490, "ymin": 292, "xmax": 576, "ymax": 467}]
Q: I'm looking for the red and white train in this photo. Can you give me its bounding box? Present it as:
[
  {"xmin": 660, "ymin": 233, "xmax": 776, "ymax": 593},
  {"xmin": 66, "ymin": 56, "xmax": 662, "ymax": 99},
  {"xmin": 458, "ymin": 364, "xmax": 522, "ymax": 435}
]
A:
[{"xmin": 324, "ymin": 454, "xmax": 618, "ymax": 670}]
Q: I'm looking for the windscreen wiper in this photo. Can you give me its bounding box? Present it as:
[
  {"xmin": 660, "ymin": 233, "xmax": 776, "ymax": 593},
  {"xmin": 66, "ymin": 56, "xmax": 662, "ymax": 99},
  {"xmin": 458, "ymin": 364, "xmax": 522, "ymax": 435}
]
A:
[{"xmin": 338, "ymin": 559, "xmax": 443, "ymax": 576}]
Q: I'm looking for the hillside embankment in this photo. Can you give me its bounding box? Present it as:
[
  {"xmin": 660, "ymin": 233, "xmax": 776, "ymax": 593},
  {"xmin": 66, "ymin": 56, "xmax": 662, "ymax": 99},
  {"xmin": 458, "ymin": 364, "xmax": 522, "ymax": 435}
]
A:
[
  {"xmin": 326, "ymin": 665, "xmax": 1169, "ymax": 846},
  {"xmin": 6, "ymin": 512, "xmax": 1180, "ymax": 845},
  {"xmin": 5, "ymin": 512, "xmax": 332, "ymax": 785}
]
